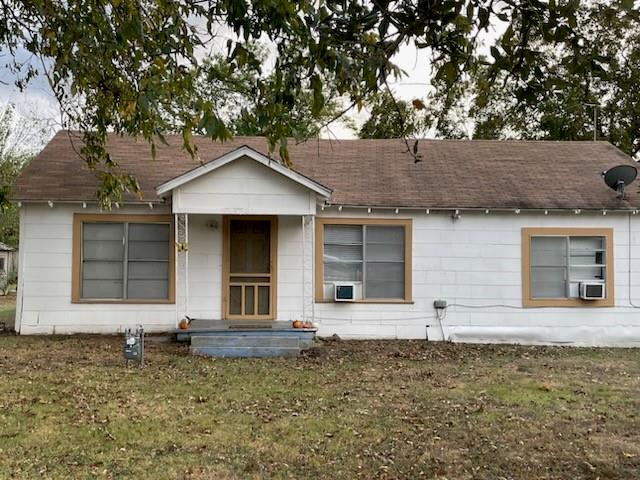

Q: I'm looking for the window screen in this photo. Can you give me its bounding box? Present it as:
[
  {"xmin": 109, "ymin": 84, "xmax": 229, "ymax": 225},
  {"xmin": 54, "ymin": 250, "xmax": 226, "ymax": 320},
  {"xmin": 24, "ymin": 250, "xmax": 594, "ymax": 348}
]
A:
[
  {"xmin": 323, "ymin": 223, "xmax": 405, "ymax": 300},
  {"xmin": 323, "ymin": 225, "xmax": 363, "ymax": 282},
  {"xmin": 530, "ymin": 235, "xmax": 606, "ymax": 299},
  {"xmin": 81, "ymin": 221, "xmax": 170, "ymax": 300},
  {"xmin": 82, "ymin": 223, "xmax": 125, "ymax": 299},
  {"xmin": 365, "ymin": 226, "xmax": 404, "ymax": 299},
  {"xmin": 127, "ymin": 223, "xmax": 170, "ymax": 299}
]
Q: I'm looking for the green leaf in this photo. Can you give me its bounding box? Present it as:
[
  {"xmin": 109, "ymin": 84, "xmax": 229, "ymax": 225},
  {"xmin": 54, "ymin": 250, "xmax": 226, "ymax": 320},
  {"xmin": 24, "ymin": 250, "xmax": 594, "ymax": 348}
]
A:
[
  {"xmin": 621, "ymin": 0, "xmax": 635, "ymax": 11},
  {"xmin": 435, "ymin": 62, "xmax": 457, "ymax": 83},
  {"xmin": 478, "ymin": 7, "xmax": 490, "ymax": 28},
  {"xmin": 502, "ymin": 25, "xmax": 514, "ymax": 45},
  {"xmin": 182, "ymin": 128, "xmax": 195, "ymax": 157}
]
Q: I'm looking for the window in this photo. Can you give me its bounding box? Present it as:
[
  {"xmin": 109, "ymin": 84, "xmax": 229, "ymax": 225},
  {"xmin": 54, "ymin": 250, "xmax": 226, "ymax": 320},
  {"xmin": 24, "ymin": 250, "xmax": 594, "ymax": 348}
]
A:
[
  {"xmin": 522, "ymin": 228, "xmax": 614, "ymax": 307},
  {"xmin": 0, "ymin": 257, "xmax": 4, "ymax": 272},
  {"xmin": 315, "ymin": 218, "xmax": 412, "ymax": 302},
  {"xmin": 73, "ymin": 215, "xmax": 174, "ymax": 303}
]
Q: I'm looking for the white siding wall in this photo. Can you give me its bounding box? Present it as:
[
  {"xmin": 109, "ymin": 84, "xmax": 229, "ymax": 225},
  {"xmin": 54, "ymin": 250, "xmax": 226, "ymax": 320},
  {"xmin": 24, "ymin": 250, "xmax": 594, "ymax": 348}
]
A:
[
  {"xmin": 175, "ymin": 214, "xmax": 222, "ymax": 320},
  {"xmin": 314, "ymin": 209, "xmax": 640, "ymax": 347},
  {"xmin": 278, "ymin": 215, "xmax": 314, "ymax": 322},
  {"xmin": 16, "ymin": 204, "xmax": 310, "ymax": 334},
  {"xmin": 17, "ymin": 201, "xmax": 640, "ymax": 346},
  {"xmin": 175, "ymin": 214, "xmax": 309, "ymax": 323},
  {"xmin": 17, "ymin": 203, "xmax": 177, "ymax": 334},
  {"xmin": 172, "ymin": 157, "xmax": 316, "ymax": 215}
]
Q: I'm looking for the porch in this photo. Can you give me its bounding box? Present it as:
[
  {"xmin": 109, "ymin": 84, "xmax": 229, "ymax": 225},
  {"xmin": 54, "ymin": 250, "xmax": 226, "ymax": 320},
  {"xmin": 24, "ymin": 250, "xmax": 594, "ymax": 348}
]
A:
[{"xmin": 155, "ymin": 146, "xmax": 330, "ymax": 356}]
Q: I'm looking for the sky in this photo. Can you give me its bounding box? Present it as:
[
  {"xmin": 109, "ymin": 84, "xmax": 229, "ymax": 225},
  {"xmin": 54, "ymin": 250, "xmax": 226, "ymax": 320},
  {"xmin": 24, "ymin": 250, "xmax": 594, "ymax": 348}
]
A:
[{"xmin": 0, "ymin": 47, "xmax": 62, "ymax": 153}]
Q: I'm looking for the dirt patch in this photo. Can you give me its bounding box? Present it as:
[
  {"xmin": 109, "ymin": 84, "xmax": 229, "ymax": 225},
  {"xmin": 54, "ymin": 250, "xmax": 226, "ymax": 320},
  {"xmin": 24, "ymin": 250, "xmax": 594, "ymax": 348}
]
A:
[{"xmin": 1, "ymin": 335, "xmax": 639, "ymax": 479}]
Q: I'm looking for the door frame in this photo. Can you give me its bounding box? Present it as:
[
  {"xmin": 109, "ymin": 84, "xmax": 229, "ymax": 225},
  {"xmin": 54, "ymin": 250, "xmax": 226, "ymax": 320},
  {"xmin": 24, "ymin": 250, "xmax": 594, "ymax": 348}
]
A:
[{"xmin": 221, "ymin": 215, "xmax": 278, "ymax": 321}]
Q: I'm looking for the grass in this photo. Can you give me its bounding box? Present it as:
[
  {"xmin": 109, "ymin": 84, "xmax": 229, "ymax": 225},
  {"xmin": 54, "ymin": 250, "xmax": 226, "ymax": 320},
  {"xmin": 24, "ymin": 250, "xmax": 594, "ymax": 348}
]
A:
[
  {"xmin": 0, "ymin": 293, "xmax": 15, "ymax": 329},
  {"xmin": 1, "ymin": 336, "xmax": 639, "ymax": 479}
]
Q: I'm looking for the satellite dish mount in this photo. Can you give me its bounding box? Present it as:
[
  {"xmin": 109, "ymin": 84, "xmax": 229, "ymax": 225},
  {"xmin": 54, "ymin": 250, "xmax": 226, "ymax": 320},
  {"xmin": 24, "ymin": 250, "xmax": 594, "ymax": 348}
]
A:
[{"xmin": 602, "ymin": 165, "xmax": 638, "ymax": 200}]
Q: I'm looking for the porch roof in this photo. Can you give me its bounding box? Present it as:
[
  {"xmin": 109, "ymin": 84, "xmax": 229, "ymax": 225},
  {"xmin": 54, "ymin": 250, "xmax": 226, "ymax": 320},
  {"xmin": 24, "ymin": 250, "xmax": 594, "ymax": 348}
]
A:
[{"xmin": 155, "ymin": 145, "xmax": 332, "ymax": 198}]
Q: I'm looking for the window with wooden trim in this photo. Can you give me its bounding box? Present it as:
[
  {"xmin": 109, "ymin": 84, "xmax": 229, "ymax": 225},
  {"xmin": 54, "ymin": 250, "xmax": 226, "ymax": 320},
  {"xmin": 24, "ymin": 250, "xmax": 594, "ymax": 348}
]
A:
[
  {"xmin": 315, "ymin": 218, "xmax": 412, "ymax": 302},
  {"xmin": 522, "ymin": 228, "xmax": 614, "ymax": 307},
  {"xmin": 73, "ymin": 215, "xmax": 174, "ymax": 303}
]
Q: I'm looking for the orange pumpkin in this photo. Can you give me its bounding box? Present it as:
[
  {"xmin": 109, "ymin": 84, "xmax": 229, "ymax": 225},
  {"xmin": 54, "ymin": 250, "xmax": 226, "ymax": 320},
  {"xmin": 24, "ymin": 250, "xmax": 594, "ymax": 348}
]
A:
[
  {"xmin": 292, "ymin": 320, "xmax": 303, "ymax": 329},
  {"xmin": 178, "ymin": 318, "xmax": 190, "ymax": 330}
]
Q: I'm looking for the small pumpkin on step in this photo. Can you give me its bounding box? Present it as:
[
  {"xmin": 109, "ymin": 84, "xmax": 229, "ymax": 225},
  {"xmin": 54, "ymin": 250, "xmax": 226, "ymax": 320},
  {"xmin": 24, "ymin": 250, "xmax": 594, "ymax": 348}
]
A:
[
  {"xmin": 292, "ymin": 319, "xmax": 303, "ymax": 329},
  {"xmin": 178, "ymin": 316, "xmax": 192, "ymax": 330}
]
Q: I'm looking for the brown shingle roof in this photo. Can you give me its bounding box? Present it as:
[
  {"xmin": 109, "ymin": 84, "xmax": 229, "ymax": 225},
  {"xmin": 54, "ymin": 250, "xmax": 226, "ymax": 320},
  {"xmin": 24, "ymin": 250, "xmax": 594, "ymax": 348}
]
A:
[{"xmin": 12, "ymin": 130, "xmax": 640, "ymax": 210}]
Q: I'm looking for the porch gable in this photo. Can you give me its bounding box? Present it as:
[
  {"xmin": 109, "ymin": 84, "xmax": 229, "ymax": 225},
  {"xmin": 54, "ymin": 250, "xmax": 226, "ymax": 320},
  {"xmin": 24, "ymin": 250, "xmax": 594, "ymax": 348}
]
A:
[{"xmin": 156, "ymin": 146, "xmax": 331, "ymax": 215}]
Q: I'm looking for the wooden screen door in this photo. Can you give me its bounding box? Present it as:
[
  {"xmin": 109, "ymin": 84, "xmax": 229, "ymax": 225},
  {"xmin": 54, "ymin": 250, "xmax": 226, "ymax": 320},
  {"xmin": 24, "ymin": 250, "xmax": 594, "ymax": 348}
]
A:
[{"xmin": 223, "ymin": 217, "xmax": 277, "ymax": 320}]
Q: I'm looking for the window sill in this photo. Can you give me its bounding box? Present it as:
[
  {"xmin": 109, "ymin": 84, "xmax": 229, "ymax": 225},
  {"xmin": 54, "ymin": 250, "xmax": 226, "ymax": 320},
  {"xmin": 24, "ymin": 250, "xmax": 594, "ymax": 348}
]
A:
[
  {"xmin": 522, "ymin": 297, "xmax": 614, "ymax": 308},
  {"xmin": 315, "ymin": 299, "xmax": 414, "ymax": 305},
  {"xmin": 72, "ymin": 299, "xmax": 175, "ymax": 305}
]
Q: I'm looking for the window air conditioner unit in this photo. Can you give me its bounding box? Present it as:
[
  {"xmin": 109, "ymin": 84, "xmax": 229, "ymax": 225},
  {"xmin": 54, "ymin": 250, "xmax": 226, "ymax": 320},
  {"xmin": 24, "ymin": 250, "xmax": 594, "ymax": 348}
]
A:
[
  {"xmin": 579, "ymin": 282, "xmax": 605, "ymax": 300},
  {"xmin": 334, "ymin": 282, "xmax": 355, "ymax": 302}
]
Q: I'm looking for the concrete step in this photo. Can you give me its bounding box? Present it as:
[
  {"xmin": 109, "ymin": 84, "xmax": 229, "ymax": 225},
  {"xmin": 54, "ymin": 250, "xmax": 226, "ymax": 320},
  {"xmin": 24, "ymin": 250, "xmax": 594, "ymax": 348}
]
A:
[
  {"xmin": 191, "ymin": 345, "xmax": 301, "ymax": 358},
  {"xmin": 176, "ymin": 325, "xmax": 317, "ymax": 351},
  {"xmin": 191, "ymin": 335, "xmax": 300, "ymax": 349}
]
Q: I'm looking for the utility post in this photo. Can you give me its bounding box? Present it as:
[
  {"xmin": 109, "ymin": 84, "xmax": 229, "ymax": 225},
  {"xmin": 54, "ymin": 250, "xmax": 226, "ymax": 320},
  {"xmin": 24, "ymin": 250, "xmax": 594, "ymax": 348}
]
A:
[{"xmin": 585, "ymin": 103, "xmax": 599, "ymax": 141}]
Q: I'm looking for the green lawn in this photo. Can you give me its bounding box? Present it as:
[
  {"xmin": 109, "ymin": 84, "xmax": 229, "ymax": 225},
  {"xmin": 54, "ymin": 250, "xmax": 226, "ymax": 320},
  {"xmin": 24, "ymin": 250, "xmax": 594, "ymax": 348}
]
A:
[
  {"xmin": 1, "ymin": 336, "xmax": 639, "ymax": 479},
  {"xmin": 0, "ymin": 293, "xmax": 15, "ymax": 330}
]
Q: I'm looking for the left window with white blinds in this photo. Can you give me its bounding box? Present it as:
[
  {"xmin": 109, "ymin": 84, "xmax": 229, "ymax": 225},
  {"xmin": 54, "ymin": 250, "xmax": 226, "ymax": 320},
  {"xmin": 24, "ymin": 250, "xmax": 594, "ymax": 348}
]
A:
[{"xmin": 80, "ymin": 221, "xmax": 171, "ymax": 301}]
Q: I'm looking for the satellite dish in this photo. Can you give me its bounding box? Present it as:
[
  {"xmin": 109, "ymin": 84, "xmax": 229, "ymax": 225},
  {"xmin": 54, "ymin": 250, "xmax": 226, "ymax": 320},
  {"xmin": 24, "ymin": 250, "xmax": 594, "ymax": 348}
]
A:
[{"xmin": 602, "ymin": 164, "xmax": 638, "ymax": 200}]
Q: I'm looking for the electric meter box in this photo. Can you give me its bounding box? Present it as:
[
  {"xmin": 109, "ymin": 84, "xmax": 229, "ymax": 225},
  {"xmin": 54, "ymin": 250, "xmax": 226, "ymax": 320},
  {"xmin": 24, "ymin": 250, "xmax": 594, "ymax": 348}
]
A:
[{"xmin": 123, "ymin": 326, "xmax": 145, "ymax": 365}]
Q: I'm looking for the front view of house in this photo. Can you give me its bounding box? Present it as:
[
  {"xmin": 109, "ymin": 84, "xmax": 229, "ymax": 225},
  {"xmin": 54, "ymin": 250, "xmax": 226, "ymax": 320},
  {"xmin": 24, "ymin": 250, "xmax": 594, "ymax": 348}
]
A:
[{"xmin": 11, "ymin": 132, "xmax": 640, "ymax": 346}]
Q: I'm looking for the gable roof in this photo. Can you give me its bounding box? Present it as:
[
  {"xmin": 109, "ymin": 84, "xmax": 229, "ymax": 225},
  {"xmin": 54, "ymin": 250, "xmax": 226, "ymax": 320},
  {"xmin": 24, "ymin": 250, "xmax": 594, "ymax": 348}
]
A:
[
  {"xmin": 155, "ymin": 145, "xmax": 331, "ymax": 198},
  {"xmin": 12, "ymin": 130, "xmax": 640, "ymax": 210}
]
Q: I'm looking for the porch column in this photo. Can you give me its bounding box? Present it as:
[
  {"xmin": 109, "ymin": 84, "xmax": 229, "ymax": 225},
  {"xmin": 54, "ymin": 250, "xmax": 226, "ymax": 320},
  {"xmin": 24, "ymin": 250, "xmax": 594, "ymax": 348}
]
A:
[{"xmin": 175, "ymin": 213, "xmax": 190, "ymax": 320}]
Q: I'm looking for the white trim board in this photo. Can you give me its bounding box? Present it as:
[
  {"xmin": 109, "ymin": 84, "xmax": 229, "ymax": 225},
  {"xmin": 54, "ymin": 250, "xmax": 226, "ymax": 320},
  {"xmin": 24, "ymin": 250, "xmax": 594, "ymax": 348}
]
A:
[{"xmin": 155, "ymin": 145, "xmax": 332, "ymax": 198}]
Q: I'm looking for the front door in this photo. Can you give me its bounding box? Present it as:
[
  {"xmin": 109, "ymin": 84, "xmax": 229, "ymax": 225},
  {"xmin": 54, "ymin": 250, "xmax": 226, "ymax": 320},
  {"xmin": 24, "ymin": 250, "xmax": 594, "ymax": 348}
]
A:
[{"xmin": 223, "ymin": 217, "xmax": 277, "ymax": 320}]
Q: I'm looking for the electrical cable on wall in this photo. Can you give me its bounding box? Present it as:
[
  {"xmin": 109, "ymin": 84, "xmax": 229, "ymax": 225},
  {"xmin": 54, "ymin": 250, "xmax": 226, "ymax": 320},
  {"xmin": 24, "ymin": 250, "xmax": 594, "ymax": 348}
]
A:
[
  {"xmin": 448, "ymin": 303, "xmax": 523, "ymax": 309},
  {"xmin": 435, "ymin": 306, "xmax": 447, "ymax": 340},
  {"xmin": 312, "ymin": 314, "xmax": 437, "ymax": 323}
]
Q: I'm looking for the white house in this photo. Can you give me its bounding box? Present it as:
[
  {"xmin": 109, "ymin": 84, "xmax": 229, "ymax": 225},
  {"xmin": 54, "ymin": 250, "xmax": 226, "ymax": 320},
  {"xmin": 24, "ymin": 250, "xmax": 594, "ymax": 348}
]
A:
[{"xmin": 11, "ymin": 131, "xmax": 640, "ymax": 346}]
